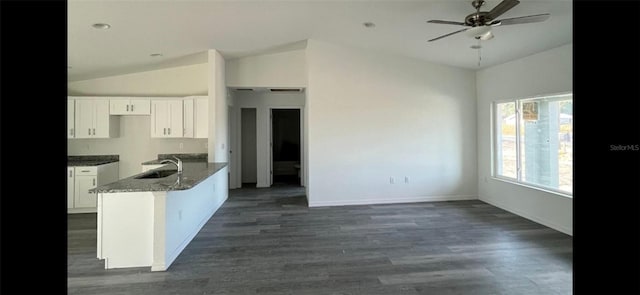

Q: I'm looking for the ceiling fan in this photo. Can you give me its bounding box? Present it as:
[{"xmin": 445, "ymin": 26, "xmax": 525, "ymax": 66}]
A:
[{"xmin": 427, "ymin": 0, "xmax": 550, "ymax": 42}]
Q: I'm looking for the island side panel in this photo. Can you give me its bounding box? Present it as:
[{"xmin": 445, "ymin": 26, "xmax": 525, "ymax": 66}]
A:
[
  {"xmin": 161, "ymin": 166, "xmax": 229, "ymax": 270},
  {"xmin": 99, "ymin": 192, "xmax": 155, "ymax": 269}
]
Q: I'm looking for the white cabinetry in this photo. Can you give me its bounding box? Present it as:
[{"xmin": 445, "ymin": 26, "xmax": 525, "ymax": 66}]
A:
[
  {"xmin": 68, "ymin": 163, "xmax": 119, "ymax": 214},
  {"xmin": 110, "ymin": 98, "xmax": 151, "ymax": 115},
  {"xmin": 75, "ymin": 167, "xmax": 99, "ymax": 208},
  {"xmin": 183, "ymin": 96, "xmax": 208, "ymax": 138},
  {"xmin": 151, "ymin": 99, "xmax": 183, "ymax": 138},
  {"xmin": 75, "ymin": 99, "xmax": 119, "ymax": 138},
  {"xmin": 67, "ymin": 167, "xmax": 75, "ymax": 208},
  {"xmin": 68, "ymin": 99, "xmax": 75, "ymax": 138}
]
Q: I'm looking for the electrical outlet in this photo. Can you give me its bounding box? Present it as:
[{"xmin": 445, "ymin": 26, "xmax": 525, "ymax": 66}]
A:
[
  {"xmin": 404, "ymin": 176, "xmax": 409, "ymax": 184},
  {"xmin": 390, "ymin": 177, "xmax": 395, "ymax": 184}
]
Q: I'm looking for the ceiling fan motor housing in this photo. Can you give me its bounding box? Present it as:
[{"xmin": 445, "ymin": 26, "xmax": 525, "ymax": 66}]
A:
[{"xmin": 465, "ymin": 12, "xmax": 491, "ymax": 26}]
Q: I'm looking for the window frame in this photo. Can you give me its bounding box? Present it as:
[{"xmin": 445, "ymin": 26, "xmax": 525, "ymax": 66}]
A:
[{"xmin": 491, "ymin": 92, "xmax": 573, "ymax": 198}]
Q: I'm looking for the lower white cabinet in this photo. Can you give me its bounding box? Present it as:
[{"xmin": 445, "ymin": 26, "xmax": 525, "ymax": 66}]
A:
[
  {"xmin": 67, "ymin": 167, "xmax": 75, "ymax": 209},
  {"xmin": 68, "ymin": 162, "xmax": 119, "ymax": 214}
]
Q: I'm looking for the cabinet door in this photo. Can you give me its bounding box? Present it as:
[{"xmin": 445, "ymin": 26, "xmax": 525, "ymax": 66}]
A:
[
  {"xmin": 93, "ymin": 100, "xmax": 111, "ymax": 138},
  {"xmin": 167, "ymin": 100, "xmax": 183, "ymax": 138},
  {"xmin": 110, "ymin": 99, "xmax": 130, "ymax": 115},
  {"xmin": 68, "ymin": 100, "xmax": 75, "ymax": 138},
  {"xmin": 194, "ymin": 98, "xmax": 208, "ymax": 138},
  {"xmin": 130, "ymin": 99, "xmax": 150, "ymax": 115},
  {"xmin": 151, "ymin": 101, "xmax": 168, "ymax": 137},
  {"xmin": 183, "ymin": 99, "xmax": 194, "ymax": 138},
  {"xmin": 75, "ymin": 100, "xmax": 94, "ymax": 138},
  {"xmin": 67, "ymin": 167, "xmax": 75, "ymax": 209},
  {"xmin": 75, "ymin": 175, "xmax": 97, "ymax": 208}
]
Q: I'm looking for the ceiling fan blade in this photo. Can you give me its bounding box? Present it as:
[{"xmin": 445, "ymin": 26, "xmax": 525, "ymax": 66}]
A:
[
  {"xmin": 428, "ymin": 28, "xmax": 469, "ymax": 42},
  {"xmin": 427, "ymin": 20, "xmax": 467, "ymax": 26},
  {"xmin": 485, "ymin": 0, "xmax": 520, "ymax": 21},
  {"xmin": 490, "ymin": 13, "xmax": 550, "ymax": 26}
]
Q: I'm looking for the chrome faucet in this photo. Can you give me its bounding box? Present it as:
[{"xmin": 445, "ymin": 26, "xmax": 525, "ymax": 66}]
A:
[{"xmin": 161, "ymin": 156, "xmax": 183, "ymax": 174}]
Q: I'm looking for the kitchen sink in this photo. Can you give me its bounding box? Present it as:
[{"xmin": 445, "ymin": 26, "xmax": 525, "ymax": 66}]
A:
[{"xmin": 134, "ymin": 170, "xmax": 178, "ymax": 179}]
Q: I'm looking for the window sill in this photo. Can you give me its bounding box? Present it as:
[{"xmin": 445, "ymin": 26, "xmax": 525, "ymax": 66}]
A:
[{"xmin": 491, "ymin": 176, "xmax": 573, "ymax": 199}]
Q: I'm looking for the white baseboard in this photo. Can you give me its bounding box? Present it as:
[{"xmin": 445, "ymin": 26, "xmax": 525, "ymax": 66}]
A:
[
  {"xmin": 308, "ymin": 195, "xmax": 477, "ymax": 207},
  {"xmin": 480, "ymin": 197, "xmax": 573, "ymax": 236}
]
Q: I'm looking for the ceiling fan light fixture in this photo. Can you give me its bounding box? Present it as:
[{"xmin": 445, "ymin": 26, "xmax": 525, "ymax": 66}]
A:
[
  {"xmin": 478, "ymin": 31, "xmax": 494, "ymax": 40},
  {"xmin": 466, "ymin": 25, "xmax": 492, "ymax": 38}
]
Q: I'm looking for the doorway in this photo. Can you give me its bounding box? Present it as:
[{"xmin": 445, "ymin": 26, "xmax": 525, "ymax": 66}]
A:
[{"xmin": 271, "ymin": 109, "xmax": 301, "ymax": 186}]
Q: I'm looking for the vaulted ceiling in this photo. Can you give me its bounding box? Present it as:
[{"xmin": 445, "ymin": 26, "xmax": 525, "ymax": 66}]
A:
[{"xmin": 68, "ymin": 0, "xmax": 572, "ymax": 82}]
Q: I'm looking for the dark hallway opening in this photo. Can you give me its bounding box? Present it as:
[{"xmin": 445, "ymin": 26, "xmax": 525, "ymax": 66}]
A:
[{"xmin": 272, "ymin": 109, "xmax": 301, "ymax": 186}]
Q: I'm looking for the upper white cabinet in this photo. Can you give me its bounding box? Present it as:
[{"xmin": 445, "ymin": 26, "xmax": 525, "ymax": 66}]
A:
[
  {"xmin": 151, "ymin": 99, "xmax": 183, "ymax": 138},
  {"xmin": 110, "ymin": 98, "xmax": 151, "ymax": 115},
  {"xmin": 183, "ymin": 99, "xmax": 194, "ymax": 138},
  {"xmin": 183, "ymin": 96, "xmax": 209, "ymax": 139},
  {"xmin": 75, "ymin": 99, "xmax": 119, "ymax": 138},
  {"xmin": 68, "ymin": 99, "xmax": 75, "ymax": 138}
]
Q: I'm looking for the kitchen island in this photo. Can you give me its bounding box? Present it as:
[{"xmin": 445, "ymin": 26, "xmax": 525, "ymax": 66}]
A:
[{"xmin": 91, "ymin": 161, "xmax": 228, "ymax": 271}]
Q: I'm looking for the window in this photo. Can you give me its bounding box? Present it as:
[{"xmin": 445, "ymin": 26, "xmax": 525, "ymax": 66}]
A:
[{"xmin": 494, "ymin": 93, "xmax": 572, "ymax": 195}]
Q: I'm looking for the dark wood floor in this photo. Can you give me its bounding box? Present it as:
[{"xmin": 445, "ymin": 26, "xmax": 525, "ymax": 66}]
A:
[{"xmin": 68, "ymin": 186, "xmax": 572, "ymax": 294}]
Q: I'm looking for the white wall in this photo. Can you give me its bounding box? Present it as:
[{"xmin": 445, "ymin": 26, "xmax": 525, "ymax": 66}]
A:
[
  {"xmin": 476, "ymin": 43, "xmax": 573, "ymax": 235},
  {"xmin": 226, "ymin": 50, "xmax": 307, "ymax": 88},
  {"xmin": 68, "ymin": 116, "xmax": 207, "ymax": 178},
  {"xmin": 68, "ymin": 64, "xmax": 208, "ymax": 96},
  {"xmin": 207, "ymin": 50, "xmax": 228, "ymax": 162},
  {"xmin": 233, "ymin": 91, "xmax": 306, "ymax": 188},
  {"xmin": 305, "ymin": 39, "xmax": 477, "ymax": 206},
  {"xmin": 67, "ymin": 64, "xmax": 209, "ymax": 178}
]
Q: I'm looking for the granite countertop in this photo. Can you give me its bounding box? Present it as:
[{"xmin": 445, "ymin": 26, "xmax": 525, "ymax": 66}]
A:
[
  {"xmin": 68, "ymin": 155, "xmax": 119, "ymax": 167},
  {"xmin": 141, "ymin": 153, "xmax": 208, "ymax": 165},
  {"xmin": 91, "ymin": 162, "xmax": 227, "ymax": 193}
]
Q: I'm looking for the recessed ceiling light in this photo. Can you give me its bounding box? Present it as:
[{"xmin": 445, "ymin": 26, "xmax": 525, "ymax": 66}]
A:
[
  {"xmin": 363, "ymin": 22, "xmax": 376, "ymax": 28},
  {"xmin": 92, "ymin": 23, "xmax": 111, "ymax": 29},
  {"xmin": 150, "ymin": 53, "xmax": 163, "ymax": 57},
  {"xmin": 470, "ymin": 45, "xmax": 482, "ymax": 49}
]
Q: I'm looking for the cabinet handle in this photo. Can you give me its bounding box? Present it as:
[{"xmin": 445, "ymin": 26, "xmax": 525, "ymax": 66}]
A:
[
  {"xmin": 163, "ymin": 128, "xmax": 166, "ymax": 135},
  {"xmin": 93, "ymin": 178, "xmax": 96, "ymax": 186},
  {"xmin": 131, "ymin": 104, "xmax": 134, "ymax": 112},
  {"xmin": 184, "ymin": 128, "xmax": 186, "ymax": 135},
  {"xmin": 168, "ymin": 128, "xmax": 171, "ymax": 135},
  {"xmin": 127, "ymin": 105, "xmax": 130, "ymax": 112},
  {"xmin": 69, "ymin": 170, "xmax": 73, "ymax": 177},
  {"xmin": 93, "ymin": 128, "xmax": 96, "ymax": 135},
  {"xmin": 70, "ymin": 128, "xmax": 74, "ymax": 136},
  {"xmin": 88, "ymin": 128, "xmax": 91, "ymax": 135},
  {"xmin": 81, "ymin": 170, "xmax": 90, "ymax": 172}
]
